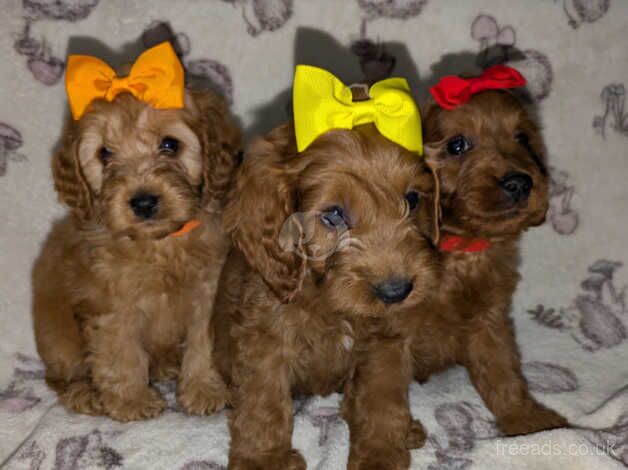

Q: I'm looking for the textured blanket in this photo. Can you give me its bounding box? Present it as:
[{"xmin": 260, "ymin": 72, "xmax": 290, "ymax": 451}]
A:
[{"xmin": 1, "ymin": 0, "xmax": 628, "ymax": 468}]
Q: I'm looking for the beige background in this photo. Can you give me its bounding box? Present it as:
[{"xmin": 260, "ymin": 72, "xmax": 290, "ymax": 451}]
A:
[{"xmin": 1, "ymin": 0, "xmax": 627, "ymax": 468}]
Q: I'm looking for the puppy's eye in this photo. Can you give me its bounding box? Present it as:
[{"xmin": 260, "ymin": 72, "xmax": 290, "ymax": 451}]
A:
[
  {"xmin": 159, "ymin": 136, "xmax": 180, "ymax": 156},
  {"xmin": 446, "ymin": 135, "xmax": 472, "ymax": 156},
  {"xmin": 515, "ymin": 131, "xmax": 529, "ymax": 145},
  {"xmin": 405, "ymin": 191, "xmax": 420, "ymax": 211},
  {"xmin": 320, "ymin": 206, "xmax": 348, "ymax": 230},
  {"xmin": 99, "ymin": 146, "xmax": 112, "ymax": 165}
]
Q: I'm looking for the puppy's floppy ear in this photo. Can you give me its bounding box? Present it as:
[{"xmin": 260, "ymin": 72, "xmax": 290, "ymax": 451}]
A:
[
  {"xmin": 187, "ymin": 90, "xmax": 242, "ymax": 206},
  {"xmin": 421, "ymin": 101, "xmax": 448, "ymax": 173},
  {"xmin": 421, "ymin": 101, "xmax": 446, "ymax": 241},
  {"xmin": 223, "ymin": 123, "xmax": 307, "ymax": 303},
  {"xmin": 52, "ymin": 121, "xmax": 94, "ymax": 221},
  {"xmin": 415, "ymin": 162, "xmax": 441, "ymax": 246},
  {"xmin": 421, "ymin": 100, "xmax": 445, "ymax": 145}
]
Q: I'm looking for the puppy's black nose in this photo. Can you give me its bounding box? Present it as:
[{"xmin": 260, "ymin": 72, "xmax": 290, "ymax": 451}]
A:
[
  {"xmin": 374, "ymin": 278, "xmax": 413, "ymax": 304},
  {"xmin": 500, "ymin": 172, "xmax": 533, "ymax": 202},
  {"xmin": 129, "ymin": 192, "xmax": 159, "ymax": 219}
]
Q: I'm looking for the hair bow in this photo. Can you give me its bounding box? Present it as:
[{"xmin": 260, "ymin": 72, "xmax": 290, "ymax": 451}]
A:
[
  {"xmin": 65, "ymin": 42, "xmax": 184, "ymax": 120},
  {"xmin": 293, "ymin": 65, "xmax": 423, "ymax": 155},
  {"xmin": 430, "ymin": 65, "xmax": 526, "ymax": 110}
]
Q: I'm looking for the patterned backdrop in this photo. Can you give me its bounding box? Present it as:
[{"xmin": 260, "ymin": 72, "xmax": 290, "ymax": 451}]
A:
[{"xmin": 0, "ymin": 0, "xmax": 627, "ymax": 469}]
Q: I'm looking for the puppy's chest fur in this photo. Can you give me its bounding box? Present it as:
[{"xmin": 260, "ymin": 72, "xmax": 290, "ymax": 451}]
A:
[
  {"xmin": 288, "ymin": 305, "xmax": 361, "ymax": 395},
  {"xmin": 69, "ymin": 212, "xmax": 229, "ymax": 342},
  {"xmin": 242, "ymin": 280, "xmax": 368, "ymax": 396},
  {"xmin": 408, "ymin": 244, "xmax": 520, "ymax": 366}
]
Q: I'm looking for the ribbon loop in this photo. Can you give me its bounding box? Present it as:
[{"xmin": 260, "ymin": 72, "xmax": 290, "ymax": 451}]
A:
[
  {"xmin": 293, "ymin": 65, "xmax": 423, "ymax": 155},
  {"xmin": 429, "ymin": 65, "xmax": 526, "ymax": 110},
  {"xmin": 65, "ymin": 42, "xmax": 185, "ymax": 120}
]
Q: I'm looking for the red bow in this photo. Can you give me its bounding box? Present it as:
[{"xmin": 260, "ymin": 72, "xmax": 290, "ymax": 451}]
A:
[
  {"xmin": 438, "ymin": 234, "xmax": 491, "ymax": 253},
  {"xmin": 430, "ymin": 65, "xmax": 526, "ymax": 110}
]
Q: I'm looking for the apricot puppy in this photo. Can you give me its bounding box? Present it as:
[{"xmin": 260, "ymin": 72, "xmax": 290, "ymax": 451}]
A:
[
  {"xmin": 32, "ymin": 89, "xmax": 240, "ymax": 422},
  {"xmin": 406, "ymin": 88, "xmax": 567, "ymax": 438},
  {"xmin": 213, "ymin": 123, "xmax": 439, "ymax": 470}
]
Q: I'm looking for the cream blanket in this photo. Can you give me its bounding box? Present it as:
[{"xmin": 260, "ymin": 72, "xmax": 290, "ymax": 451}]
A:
[{"xmin": 1, "ymin": 0, "xmax": 627, "ymax": 468}]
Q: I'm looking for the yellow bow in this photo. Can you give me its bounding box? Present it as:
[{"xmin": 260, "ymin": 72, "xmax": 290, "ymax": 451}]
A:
[
  {"xmin": 65, "ymin": 42, "xmax": 184, "ymax": 120},
  {"xmin": 293, "ymin": 65, "xmax": 422, "ymax": 155}
]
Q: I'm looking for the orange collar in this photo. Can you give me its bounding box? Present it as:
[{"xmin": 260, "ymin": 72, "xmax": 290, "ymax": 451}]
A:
[
  {"xmin": 169, "ymin": 219, "xmax": 201, "ymax": 238},
  {"xmin": 438, "ymin": 234, "xmax": 491, "ymax": 253}
]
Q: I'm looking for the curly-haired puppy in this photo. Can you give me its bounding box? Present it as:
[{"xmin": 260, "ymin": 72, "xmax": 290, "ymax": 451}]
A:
[
  {"xmin": 32, "ymin": 89, "xmax": 240, "ymax": 422},
  {"xmin": 404, "ymin": 90, "xmax": 567, "ymax": 439},
  {"xmin": 212, "ymin": 123, "xmax": 439, "ymax": 470}
]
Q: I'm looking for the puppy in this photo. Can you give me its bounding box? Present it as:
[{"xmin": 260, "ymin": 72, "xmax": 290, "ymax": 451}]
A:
[
  {"xmin": 213, "ymin": 123, "xmax": 439, "ymax": 469},
  {"xmin": 32, "ymin": 89, "xmax": 240, "ymax": 422},
  {"xmin": 405, "ymin": 89, "xmax": 567, "ymax": 438}
]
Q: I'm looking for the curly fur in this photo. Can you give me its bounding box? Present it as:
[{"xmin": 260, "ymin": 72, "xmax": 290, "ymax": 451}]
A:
[
  {"xmin": 402, "ymin": 90, "xmax": 567, "ymax": 445},
  {"xmin": 213, "ymin": 123, "xmax": 440, "ymax": 469},
  {"xmin": 32, "ymin": 89, "xmax": 240, "ymax": 422}
]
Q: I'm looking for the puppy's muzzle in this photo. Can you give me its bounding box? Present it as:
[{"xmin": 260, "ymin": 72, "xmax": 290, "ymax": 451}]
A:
[
  {"xmin": 499, "ymin": 172, "xmax": 533, "ymax": 203},
  {"xmin": 129, "ymin": 191, "xmax": 160, "ymax": 219},
  {"xmin": 373, "ymin": 278, "xmax": 413, "ymax": 304}
]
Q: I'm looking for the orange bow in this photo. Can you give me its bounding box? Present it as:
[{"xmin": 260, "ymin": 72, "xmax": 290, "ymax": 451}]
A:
[{"xmin": 65, "ymin": 42, "xmax": 185, "ymax": 120}]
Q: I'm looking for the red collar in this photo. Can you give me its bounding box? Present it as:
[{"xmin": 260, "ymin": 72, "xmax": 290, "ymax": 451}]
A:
[{"xmin": 438, "ymin": 234, "xmax": 491, "ymax": 253}]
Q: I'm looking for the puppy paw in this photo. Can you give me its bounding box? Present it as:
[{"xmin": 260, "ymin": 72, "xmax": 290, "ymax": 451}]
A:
[
  {"xmin": 497, "ymin": 402, "xmax": 568, "ymax": 436},
  {"xmin": 229, "ymin": 450, "xmax": 306, "ymax": 470},
  {"xmin": 150, "ymin": 361, "xmax": 180, "ymax": 381},
  {"xmin": 101, "ymin": 386, "xmax": 166, "ymax": 422},
  {"xmin": 58, "ymin": 380, "xmax": 103, "ymax": 416},
  {"xmin": 405, "ymin": 419, "xmax": 427, "ymax": 449},
  {"xmin": 348, "ymin": 446, "xmax": 410, "ymax": 470},
  {"xmin": 177, "ymin": 378, "xmax": 228, "ymax": 415}
]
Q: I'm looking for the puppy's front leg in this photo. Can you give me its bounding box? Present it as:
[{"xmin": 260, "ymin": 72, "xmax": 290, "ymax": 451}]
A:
[
  {"xmin": 177, "ymin": 289, "xmax": 227, "ymax": 415},
  {"xmin": 343, "ymin": 337, "xmax": 419, "ymax": 470},
  {"xmin": 87, "ymin": 312, "xmax": 165, "ymax": 422},
  {"xmin": 229, "ymin": 344, "xmax": 305, "ymax": 470},
  {"xmin": 462, "ymin": 309, "xmax": 567, "ymax": 436}
]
